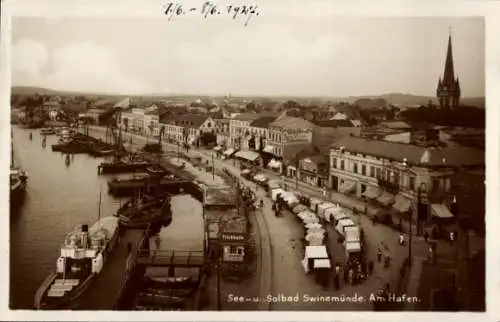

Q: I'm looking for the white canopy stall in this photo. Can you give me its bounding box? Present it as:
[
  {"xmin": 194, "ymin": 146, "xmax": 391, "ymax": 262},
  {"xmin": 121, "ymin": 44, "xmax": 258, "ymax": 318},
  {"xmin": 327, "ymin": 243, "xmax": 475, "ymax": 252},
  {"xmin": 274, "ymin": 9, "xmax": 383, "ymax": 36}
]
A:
[
  {"xmin": 292, "ymin": 204, "xmax": 308, "ymax": 215},
  {"xmin": 302, "ymin": 245, "xmax": 329, "ymax": 273},
  {"xmin": 317, "ymin": 202, "xmax": 337, "ymax": 220},
  {"xmin": 309, "ymin": 198, "xmax": 322, "ymax": 213},
  {"xmin": 335, "ymin": 218, "xmax": 356, "ymax": 236},
  {"xmin": 271, "ymin": 188, "xmax": 286, "ymax": 201},
  {"xmin": 324, "ymin": 205, "xmax": 344, "ymax": 223}
]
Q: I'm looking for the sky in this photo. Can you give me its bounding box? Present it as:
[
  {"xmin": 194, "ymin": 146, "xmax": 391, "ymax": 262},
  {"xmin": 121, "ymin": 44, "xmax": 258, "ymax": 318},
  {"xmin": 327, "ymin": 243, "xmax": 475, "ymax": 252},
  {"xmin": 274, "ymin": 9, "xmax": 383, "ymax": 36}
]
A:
[{"xmin": 11, "ymin": 16, "xmax": 485, "ymax": 97}]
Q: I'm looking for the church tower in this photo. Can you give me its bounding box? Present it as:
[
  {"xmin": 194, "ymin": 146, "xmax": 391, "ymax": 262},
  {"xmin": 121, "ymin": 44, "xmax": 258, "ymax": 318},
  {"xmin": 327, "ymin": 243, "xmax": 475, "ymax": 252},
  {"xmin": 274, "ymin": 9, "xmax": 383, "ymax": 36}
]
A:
[{"xmin": 436, "ymin": 31, "xmax": 461, "ymax": 109}]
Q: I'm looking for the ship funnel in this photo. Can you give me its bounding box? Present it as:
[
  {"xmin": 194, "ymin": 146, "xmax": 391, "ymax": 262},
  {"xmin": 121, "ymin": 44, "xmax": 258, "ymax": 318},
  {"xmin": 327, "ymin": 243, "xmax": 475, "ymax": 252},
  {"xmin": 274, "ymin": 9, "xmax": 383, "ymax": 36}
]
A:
[{"xmin": 81, "ymin": 224, "xmax": 89, "ymax": 248}]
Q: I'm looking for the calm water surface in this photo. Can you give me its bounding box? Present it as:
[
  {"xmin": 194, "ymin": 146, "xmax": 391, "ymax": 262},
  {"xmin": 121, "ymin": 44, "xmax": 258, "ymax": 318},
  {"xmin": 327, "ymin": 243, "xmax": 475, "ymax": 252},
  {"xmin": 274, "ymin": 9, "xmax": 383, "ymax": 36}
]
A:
[{"xmin": 9, "ymin": 127, "xmax": 202, "ymax": 309}]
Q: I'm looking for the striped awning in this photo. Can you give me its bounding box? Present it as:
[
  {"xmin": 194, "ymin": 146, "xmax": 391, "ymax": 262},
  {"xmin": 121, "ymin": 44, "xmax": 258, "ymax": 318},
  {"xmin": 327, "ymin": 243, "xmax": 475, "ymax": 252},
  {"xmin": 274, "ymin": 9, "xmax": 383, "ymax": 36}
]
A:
[
  {"xmin": 377, "ymin": 192, "xmax": 395, "ymax": 206},
  {"xmin": 362, "ymin": 186, "xmax": 380, "ymax": 199},
  {"xmin": 431, "ymin": 204, "xmax": 454, "ymax": 219},
  {"xmin": 392, "ymin": 194, "xmax": 411, "ymax": 213},
  {"xmin": 339, "ymin": 181, "xmax": 356, "ymax": 194}
]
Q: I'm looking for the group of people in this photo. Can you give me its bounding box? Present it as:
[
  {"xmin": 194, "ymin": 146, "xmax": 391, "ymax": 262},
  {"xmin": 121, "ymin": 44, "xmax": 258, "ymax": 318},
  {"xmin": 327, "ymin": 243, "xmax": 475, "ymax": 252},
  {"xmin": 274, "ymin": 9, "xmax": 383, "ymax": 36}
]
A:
[{"xmin": 328, "ymin": 256, "xmax": 375, "ymax": 290}]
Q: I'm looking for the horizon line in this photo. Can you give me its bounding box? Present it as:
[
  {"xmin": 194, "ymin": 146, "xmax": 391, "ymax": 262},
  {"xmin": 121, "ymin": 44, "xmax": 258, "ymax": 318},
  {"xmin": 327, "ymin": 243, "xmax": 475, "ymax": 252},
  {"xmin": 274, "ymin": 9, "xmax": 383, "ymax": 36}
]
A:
[{"xmin": 10, "ymin": 85, "xmax": 485, "ymax": 100}]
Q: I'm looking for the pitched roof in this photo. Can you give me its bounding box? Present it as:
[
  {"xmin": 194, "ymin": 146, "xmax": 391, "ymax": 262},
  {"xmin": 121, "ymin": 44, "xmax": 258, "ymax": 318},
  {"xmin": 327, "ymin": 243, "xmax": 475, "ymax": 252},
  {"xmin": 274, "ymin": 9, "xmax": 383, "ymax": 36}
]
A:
[
  {"xmin": 114, "ymin": 98, "xmax": 130, "ymax": 109},
  {"xmin": 379, "ymin": 121, "xmax": 411, "ymax": 129},
  {"xmin": 330, "ymin": 136, "xmax": 484, "ymax": 167},
  {"xmin": 232, "ymin": 113, "xmax": 261, "ymax": 121},
  {"xmin": 270, "ymin": 116, "xmax": 315, "ymax": 130},
  {"xmin": 314, "ymin": 119, "xmax": 354, "ymax": 128},
  {"xmin": 160, "ymin": 114, "xmax": 209, "ymax": 128},
  {"xmin": 250, "ymin": 116, "xmax": 278, "ymax": 128}
]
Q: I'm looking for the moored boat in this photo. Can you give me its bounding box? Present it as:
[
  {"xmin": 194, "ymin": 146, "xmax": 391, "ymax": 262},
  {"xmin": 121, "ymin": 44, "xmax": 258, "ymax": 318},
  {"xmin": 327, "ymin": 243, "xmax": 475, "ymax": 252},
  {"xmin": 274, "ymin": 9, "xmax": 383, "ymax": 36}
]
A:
[
  {"xmin": 33, "ymin": 216, "xmax": 120, "ymax": 309},
  {"xmin": 117, "ymin": 193, "xmax": 172, "ymax": 228},
  {"xmin": 98, "ymin": 160, "xmax": 152, "ymax": 174},
  {"xmin": 144, "ymin": 276, "xmax": 193, "ymax": 289},
  {"xmin": 40, "ymin": 127, "xmax": 57, "ymax": 135},
  {"xmin": 10, "ymin": 168, "xmax": 28, "ymax": 206}
]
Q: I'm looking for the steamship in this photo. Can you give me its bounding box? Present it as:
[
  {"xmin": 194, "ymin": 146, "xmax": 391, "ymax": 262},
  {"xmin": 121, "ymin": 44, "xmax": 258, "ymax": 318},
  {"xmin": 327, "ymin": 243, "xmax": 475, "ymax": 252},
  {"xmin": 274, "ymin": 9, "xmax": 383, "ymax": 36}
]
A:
[{"xmin": 34, "ymin": 216, "xmax": 120, "ymax": 309}]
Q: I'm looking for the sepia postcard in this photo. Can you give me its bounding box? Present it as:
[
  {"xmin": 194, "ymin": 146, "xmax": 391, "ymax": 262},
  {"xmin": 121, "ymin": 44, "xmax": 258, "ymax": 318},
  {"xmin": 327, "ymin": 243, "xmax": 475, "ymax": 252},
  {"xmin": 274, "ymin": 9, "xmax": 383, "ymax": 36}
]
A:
[{"xmin": 1, "ymin": 0, "xmax": 499, "ymax": 321}]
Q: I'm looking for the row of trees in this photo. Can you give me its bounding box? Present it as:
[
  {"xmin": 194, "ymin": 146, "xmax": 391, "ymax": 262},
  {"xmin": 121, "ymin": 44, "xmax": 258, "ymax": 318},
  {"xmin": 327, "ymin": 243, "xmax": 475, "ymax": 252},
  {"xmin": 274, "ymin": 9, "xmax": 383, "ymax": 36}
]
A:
[{"xmin": 400, "ymin": 105, "xmax": 485, "ymax": 128}]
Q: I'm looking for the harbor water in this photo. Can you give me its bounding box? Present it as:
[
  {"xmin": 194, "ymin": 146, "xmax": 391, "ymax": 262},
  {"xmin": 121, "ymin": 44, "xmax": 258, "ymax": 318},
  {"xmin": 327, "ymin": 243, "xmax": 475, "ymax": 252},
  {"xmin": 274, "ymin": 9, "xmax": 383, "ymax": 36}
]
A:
[{"xmin": 9, "ymin": 127, "xmax": 204, "ymax": 309}]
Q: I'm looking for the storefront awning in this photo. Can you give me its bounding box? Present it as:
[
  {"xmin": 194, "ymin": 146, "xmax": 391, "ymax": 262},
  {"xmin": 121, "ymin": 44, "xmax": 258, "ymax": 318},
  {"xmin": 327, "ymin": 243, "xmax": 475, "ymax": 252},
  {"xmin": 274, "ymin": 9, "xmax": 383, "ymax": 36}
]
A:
[
  {"xmin": 362, "ymin": 186, "xmax": 380, "ymax": 200},
  {"xmin": 262, "ymin": 145, "xmax": 274, "ymax": 153},
  {"xmin": 431, "ymin": 204, "xmax": 454, "ymax": 219},
  {"xmin": 234, "ymin": 150, "xmax": 260, "ymax": 162},
  {"xmin": 223, "ymin": 148, "xmax": 236, "ymax": 156},
  {"xmin": 377, "ymin": 192, "xmax": 395, "ymax": 206},
  {"xmin": 393, "ymin": 194, "xmax": 412, "ymax": 213},
  {"xmin": 339, "ymin": 181, "xmax": 356, "ymax": 194},
  {"xmin": 213, "ymin": 146, "xmax": 223, "ymax": 152}
]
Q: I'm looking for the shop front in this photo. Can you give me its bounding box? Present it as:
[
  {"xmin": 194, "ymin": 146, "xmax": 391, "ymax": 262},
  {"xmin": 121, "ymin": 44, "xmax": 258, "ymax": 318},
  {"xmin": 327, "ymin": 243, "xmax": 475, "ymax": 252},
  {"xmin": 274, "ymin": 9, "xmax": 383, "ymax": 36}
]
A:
[{"xmin": 219, "ymin": 232, "xmax": 251, "ymax": 278}]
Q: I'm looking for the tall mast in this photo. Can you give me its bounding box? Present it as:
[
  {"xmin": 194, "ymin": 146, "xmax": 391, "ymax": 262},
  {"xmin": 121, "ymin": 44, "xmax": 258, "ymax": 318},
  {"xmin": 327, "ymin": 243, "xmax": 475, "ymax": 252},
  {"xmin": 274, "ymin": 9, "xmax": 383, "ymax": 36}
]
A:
[
  {"xmin": 10, "ymin": 129, "xmax": 14, "ymax": 168},
  {"xmin": 98, "ymin": 188, "xmax": 102, "ymax": 224}
]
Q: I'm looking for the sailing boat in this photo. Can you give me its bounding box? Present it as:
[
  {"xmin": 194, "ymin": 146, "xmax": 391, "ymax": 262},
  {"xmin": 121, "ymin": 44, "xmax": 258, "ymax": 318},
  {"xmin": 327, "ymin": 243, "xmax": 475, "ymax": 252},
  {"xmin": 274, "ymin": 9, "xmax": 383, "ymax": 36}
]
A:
[
  {"xmin": 34, "ymin": 190, "xmax": 121, "ymax": 310},
  {"xmin": 98, "ymin": 121, "xmax": 151, "ymax": 174},
  {"xmin": 10, "ymin": 130, "xmax": 28, "ymax": 206}
]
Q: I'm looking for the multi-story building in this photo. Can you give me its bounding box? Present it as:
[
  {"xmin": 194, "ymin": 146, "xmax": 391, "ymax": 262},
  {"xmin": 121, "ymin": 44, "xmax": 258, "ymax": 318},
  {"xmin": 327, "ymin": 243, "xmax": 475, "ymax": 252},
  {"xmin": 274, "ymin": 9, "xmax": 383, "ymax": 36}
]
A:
[
  {"xmin": 229, "ymin": 113, "xmax": 261, "ymax": 150},
  {"xmin": 160, "ymin": 114, "xmax": 215, "ymax": 146},
  {"xmin": 214, "ymin": 118, "xmax": 230, "ymax": 147},
  {"xmin": 329, "ymin": 136, "xmax": 484, "ymax": 221},
  {"xmin": 266, "ymin": 116, "xmax": 315, "ymax": 173},
  {"xmin": 247, "ymin": 115, "xmax": 278, "ymax": 151}
]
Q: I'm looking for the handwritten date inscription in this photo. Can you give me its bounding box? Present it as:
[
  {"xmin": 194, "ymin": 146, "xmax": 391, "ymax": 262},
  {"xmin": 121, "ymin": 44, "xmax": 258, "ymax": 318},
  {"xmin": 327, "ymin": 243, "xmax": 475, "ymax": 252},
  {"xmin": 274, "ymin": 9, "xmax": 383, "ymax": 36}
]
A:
[{"xmin": 163, "ymin": 2, "xmax": 260, "ymax": 26}]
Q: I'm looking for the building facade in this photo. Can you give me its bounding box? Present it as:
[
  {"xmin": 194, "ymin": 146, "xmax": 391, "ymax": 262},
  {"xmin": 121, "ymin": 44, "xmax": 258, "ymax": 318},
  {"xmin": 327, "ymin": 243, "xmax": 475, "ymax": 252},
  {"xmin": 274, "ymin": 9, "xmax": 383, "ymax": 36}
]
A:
[
  {"xmin": 266, "ymin": 116, "xmax": 315, "ymax": 173},
  {"xmin": 229, "ymin": 113, "xmax": 261, "ymax": 150},
  {"xmin": 329, "ymin": 137, "xmax": 484, "ymax": 221}
]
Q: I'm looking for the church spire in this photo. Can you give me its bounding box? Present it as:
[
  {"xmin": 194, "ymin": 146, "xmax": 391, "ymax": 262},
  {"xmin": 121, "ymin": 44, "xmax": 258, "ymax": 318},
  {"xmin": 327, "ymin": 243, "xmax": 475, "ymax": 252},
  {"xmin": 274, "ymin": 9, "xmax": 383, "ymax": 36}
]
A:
[
  {"xmin": 443, "ymin": 29, "xmax": 455, "ymax": 85},
  {"xmin": 436, "ymin": 28, "xmax": 461, "ymax": 109}
]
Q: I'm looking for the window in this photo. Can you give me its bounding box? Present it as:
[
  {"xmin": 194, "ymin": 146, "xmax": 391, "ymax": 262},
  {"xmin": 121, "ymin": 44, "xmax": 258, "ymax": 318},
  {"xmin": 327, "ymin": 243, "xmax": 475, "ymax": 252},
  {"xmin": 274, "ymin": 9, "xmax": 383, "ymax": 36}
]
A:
[
  {"xmin": 353, "ymin": 163, "xmax": 358, "ymax": 174},
  {"xmin": 332, "ymin": 157, "xmax": 337, "ymax": 169},
  {"xmin": 432, "ymin": 178, "xmax": 440, "ymax": 190},
  {"xmin": 361, "ymin": 164, "xmax": 366, "ymax": 176},
  {"xmin": 361, "ymin": 184, "xmax": 367, "ymax": 193},
  {"xmin": 370, "ymin": 166, "xmax": 375, "ymax": 177},
  {"xmin": 376, "ymin": 168, "xmax": 381, "ymax": 178},
  {"xmin": 409, "ymin": 176, "xmax": 415, "ymax": 190},
  {"xmin": 340, "ymin": 160, "xmax": 345, "ymax": 170}
]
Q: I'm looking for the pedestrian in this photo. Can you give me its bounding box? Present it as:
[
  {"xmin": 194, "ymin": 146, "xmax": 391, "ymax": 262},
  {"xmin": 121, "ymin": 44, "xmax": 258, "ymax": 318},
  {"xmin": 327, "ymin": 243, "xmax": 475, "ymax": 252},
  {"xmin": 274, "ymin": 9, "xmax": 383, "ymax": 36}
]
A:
[
  {"xmin": 364, "ymin": 205, "xmax": 368, "ymax": 215},
  {"xmin": 424, "ymin": 231, "xmax": 429, "ymax": 243},
  {"xmin": 334, "ymin": 274, "xmax": 340, "ymax": 290},
  {"xmin": 368, "ymin": 260, "xmax": 374, "ymax": 276},
  {"xmin": 335, "ymin": 263, "xmax": 341, "ymax": 276},
  {"xmin": 399, "ymin": 233, "xmax": 404, "ymax": 246},
  {"xmin": 428, "ymin": 246, "xmax": 433, "ymax": 264},
  {"xmin": 449, "ymin": 231, "xmax": 455, "ymax": 244},
  {"xmin": 343, "ymin": 266, "xmax": 349, "ymax": 284},
  {"xmin": 348, "ymin": 268, "xmax": 354, "ymax": 285},
  {"xmin": 377, "ymin": 248, "xmax": 382, "ymax": 262}
]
